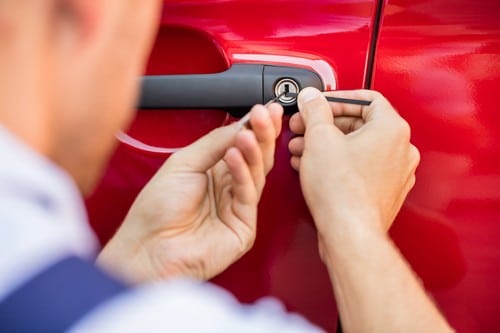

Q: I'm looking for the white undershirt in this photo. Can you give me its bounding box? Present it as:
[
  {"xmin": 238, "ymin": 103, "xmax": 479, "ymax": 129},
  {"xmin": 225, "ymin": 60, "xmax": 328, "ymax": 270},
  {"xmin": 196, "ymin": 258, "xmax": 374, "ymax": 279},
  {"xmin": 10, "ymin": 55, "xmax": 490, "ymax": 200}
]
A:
[{"xmin": 0, "ymin": 126, "xmax": 322, "ymax": 332}]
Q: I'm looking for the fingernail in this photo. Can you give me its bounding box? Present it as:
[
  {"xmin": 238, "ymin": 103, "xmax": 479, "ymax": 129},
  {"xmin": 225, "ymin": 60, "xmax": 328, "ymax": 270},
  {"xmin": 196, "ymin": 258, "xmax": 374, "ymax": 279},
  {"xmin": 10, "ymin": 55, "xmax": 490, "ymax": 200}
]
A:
[{"xmin": 299, "ymin": 87, "xmax": 321, "ymax": 103}]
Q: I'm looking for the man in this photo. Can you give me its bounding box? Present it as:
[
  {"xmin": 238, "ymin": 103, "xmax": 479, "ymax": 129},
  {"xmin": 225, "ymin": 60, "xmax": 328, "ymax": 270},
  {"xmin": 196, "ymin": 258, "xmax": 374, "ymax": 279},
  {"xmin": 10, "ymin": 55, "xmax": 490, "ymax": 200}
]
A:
[{"xmin": 0, "ymin": 1, "xmax": 453, "ymax": 332}]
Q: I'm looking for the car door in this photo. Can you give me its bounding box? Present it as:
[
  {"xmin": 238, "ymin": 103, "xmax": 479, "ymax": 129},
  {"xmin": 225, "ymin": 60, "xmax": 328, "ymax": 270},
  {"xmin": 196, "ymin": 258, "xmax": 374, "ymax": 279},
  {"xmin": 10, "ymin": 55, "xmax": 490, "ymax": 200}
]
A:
[
  {"xmin": 372, "ymin": 1, "xmax": 500, "ymax": 332},
  {"xmin": 86, "ymin": 1, "xmax": 377, "ymax": 331},
  {"xmin": 86, "ymin": 1, "xmax": 500, "ymax": 332}
]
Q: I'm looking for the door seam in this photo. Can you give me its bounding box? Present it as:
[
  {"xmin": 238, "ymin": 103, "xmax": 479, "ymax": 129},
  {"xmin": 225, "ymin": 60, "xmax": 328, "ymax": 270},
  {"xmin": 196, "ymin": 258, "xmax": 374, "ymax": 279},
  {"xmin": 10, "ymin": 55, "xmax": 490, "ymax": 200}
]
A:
[{"xmin": 363, "ymin": 0, "xmax": 386, "ymax": 89}]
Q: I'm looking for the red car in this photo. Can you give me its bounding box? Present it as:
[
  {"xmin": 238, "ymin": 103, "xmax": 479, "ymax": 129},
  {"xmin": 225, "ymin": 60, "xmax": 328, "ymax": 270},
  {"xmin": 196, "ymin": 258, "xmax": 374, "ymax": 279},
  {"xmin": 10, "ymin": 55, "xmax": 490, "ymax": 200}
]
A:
[{"xmin": 86, "ymin": 1, "xmax": 500, "ymax": 332}]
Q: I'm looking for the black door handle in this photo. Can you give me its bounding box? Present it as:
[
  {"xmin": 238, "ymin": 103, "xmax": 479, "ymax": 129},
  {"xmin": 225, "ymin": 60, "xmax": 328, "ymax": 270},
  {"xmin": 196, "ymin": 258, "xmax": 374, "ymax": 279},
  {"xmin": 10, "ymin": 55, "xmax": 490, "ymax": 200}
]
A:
[{"xmin": 138, "ymin": 64, "xmax": 323, "ymax": 117}]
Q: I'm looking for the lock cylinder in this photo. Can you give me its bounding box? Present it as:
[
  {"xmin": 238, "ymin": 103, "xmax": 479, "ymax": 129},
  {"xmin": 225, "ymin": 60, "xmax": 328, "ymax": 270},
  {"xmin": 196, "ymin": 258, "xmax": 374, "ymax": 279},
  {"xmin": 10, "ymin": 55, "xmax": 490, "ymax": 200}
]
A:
[{"xmin": 274, "ymin": 78, "xmax": 300, "ymax": 104}]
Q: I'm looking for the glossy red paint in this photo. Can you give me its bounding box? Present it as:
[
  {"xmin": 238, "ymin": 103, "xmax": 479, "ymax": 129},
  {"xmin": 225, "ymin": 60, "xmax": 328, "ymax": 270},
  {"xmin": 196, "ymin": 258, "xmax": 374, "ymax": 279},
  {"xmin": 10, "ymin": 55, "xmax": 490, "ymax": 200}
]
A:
[
  {"xmin": 86, "ymin": 1, "xmax": 377, "ymax": 331},
  {"xmin": 373, "ymin": 0, "xmax": 500, "ymax": 331},
  {"xmin": 87, "ymin": 0, "xmax": 500, "ymax": 332}
]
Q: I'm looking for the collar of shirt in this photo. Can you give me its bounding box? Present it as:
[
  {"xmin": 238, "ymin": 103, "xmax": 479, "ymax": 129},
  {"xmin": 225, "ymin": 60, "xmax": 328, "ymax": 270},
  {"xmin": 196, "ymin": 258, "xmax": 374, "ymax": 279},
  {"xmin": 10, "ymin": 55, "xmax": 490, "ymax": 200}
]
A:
[{"xmin": 0, "ymin": 126, "xmax": 98, "ymax": 301}]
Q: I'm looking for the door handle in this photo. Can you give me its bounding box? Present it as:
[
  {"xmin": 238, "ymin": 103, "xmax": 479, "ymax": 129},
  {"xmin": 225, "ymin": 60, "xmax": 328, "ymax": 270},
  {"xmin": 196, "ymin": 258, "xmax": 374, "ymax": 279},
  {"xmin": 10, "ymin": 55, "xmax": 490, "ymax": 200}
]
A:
[{"xmin": 138, "ymin": 64, "xmax": 323, "ymax": 117}]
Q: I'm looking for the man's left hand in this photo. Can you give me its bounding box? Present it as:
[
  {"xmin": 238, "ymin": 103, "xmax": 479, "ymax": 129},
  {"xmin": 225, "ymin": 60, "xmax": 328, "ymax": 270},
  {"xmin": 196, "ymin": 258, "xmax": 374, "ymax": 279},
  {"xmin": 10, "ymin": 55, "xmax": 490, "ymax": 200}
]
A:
[{"xmin": 97, "ymin": 103, "xmax": 283, "ymax": 283}]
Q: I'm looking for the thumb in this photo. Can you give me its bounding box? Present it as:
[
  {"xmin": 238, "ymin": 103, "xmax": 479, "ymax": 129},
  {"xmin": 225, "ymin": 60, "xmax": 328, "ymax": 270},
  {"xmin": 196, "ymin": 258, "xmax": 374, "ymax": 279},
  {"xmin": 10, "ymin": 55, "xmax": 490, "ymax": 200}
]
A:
[
  {"xmin": 165, "ymin": 123, "xmax": 240, "ymax": 172},
  {"xmin": 297, "ymin": 87, "xmax": 342, "ymax": 136}
]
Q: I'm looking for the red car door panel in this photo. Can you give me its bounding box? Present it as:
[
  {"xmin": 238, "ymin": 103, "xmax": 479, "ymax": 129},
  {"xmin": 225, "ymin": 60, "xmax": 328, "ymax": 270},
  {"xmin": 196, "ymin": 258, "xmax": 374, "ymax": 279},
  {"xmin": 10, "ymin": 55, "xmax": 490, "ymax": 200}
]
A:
[
  {"xmin": 373, "ymin": 0, "xmax": 500, "ymax": 332},
  {"xmin": 87, "ymin": 1, "xmax": 377, "ymax": 331},
  {"xmin": 87, "ymin": 0, "xmax": 500, "ymax": 332}
]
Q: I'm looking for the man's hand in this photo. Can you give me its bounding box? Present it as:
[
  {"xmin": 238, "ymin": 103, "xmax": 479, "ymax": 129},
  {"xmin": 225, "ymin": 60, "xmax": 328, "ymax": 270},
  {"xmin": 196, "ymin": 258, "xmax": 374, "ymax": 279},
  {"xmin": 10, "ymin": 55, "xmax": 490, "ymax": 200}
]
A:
[
  {"xmin": 98, "ymin": 103, "xmax": 283, "ymax": 283},
  {"xmin": 289, "ymin": 88, "xmax": 420, "ymax": 237},
  {"xmin": 289, "ymin": 88, "xmax": 454, "ymax": 333}
]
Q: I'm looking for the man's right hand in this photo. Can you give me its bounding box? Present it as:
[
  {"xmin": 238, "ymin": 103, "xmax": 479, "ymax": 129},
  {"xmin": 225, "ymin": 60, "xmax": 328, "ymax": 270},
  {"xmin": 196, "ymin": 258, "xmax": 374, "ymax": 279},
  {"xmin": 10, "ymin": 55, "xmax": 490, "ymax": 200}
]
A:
[
  {"xmin": 288, "ymin": 89, "xmax": 455, "ymax": 333},
  {"xmin": 288, "ymin": 88, "xmax": 420, "ymax": 240}
]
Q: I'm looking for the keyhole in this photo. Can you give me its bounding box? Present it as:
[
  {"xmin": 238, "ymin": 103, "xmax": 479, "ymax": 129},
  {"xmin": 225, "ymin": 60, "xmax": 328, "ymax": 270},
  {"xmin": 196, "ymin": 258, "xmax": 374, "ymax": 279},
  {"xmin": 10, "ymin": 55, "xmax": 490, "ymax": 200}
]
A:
[{"xmin": 274, "ymin": 78, "xmax": 299, "ymax": 104}]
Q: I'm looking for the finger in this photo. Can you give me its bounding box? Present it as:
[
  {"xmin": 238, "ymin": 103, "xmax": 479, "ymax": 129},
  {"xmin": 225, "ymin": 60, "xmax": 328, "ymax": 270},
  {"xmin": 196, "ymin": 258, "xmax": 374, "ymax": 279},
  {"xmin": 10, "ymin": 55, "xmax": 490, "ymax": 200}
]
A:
[
  {"xmin": 389, "ymin": 173, "xmax": 417, "ymax": 228},
  {"xmin": 402, "ymin": 144, "xmax": 420, "ymax": 195},
  {"xmin": 267, "ymin": 102, "xmax": 284, "ymax": 138},
  {"xmin": 288, "ymin": 136, "xmax": 305, "ymax": 156},
  {"xmin": 165, "ymin": 122, "xmax": 239, "ymax": 173},
  {"xmin": 291, "ymin": 91, "xmax": 369, "ymax": 135},
  {"xmin": 290, "ymin": 156, "xmax": 301, "ymax": 171},
  {"xmin": 222, "ymin": 147, "xmax": 259, "ymax": 249},
  {"xmin": 298, "ymin": 87, "xmax": 336, "ymax": 131},
  {"xmin": 298, "ymin": 88, "xmax": 344, "ymax": 142},
  {"xmin": 291, "ymin": 90, "xmax": 379, "ymax": 135},
  {"xmin": 333, "ymin": 116, "xmax": 366, "ymax": 134},
  {"xmin": 289, "ymin": 112, "xmax": 306, "ymax": 135},
  {"xmin": 247, "ymin": 105, "xmax": 278, "ymax": 174},
  {"xmin": 324, "ymin": 89, "xmax": 399, "ymax": 124},
  {"xmin": 234, "ymin": 129, "xmax": 266, "ymax": 195},
  {"xmin": 323, "ymin": 90, "xmax": 378, "ymax": 118},
  {"xmin": 212, "ymin": 160, "xmax": 233, "ymax": 208},
  {"xmin": 290, "ymin": 107, "xmax": 366, "ymax": 135},
  {"xmin": 410, "ymin": 144, "xmax": 421, "ymax": 169},
  {"xmin": 388, "ymin": 145, "xmax": 420, "ymax": 225},
  {"xmin": 224, "ymin": 147, "xmax": 258, "ymax": 207},
  {"xmin": 213, "ymin": 118, "xmax": 278, "ymax": 205}
]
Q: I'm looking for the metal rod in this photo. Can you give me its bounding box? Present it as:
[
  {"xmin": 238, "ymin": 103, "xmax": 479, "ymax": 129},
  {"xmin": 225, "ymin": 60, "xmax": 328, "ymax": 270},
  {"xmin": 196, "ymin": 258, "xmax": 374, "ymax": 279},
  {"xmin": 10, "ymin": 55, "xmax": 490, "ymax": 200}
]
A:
[
  {"xmin": 286, "ymin": 92, "xmax": 372, "ymax": 106},
  {"xmin": 325, "ymin": 96, "xmax": 371, "ymax": 106},
  {"xmin": 239, "ymin": 92, "xmax": 286, "ymax": 129}
]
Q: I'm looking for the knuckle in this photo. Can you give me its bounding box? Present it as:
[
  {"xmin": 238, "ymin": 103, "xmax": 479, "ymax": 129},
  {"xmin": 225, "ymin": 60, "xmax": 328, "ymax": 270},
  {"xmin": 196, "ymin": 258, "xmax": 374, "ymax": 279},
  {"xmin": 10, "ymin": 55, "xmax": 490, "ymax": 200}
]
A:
[
  {"xmin": 248, "ymin": 233, "xmax": 257, "ymax": 249},
  {"xmin": 410, "ymin": 144, "xmax": 421, "ymax": 167},
  {"xmin": 391, "ymin": 118, "xmax": 411, "ymax": 141},
  {"xmin": 366, "ymin": 89, "xmax": 383, "ymax": 99},
  {"xmin": 240, "ymin": 227, "xmax": 256, "ymax": 252},
  {"xmin": 360, "ymin": 89, "xmax": 385, "ymax": 103},
  {"xmin": 409, "ymin": 175, "xmax": 417, "ymax": 190},
  {"xmin": 266, "ymin": 158, "xmax": 275, "ymax": 173}
]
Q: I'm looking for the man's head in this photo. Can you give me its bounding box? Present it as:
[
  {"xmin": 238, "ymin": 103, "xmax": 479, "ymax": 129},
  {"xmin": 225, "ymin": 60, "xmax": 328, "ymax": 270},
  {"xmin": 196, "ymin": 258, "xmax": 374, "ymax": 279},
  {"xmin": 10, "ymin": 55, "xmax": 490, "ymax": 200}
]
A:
[{"xmin": 0, "ymin": 0, "xmax": 161, "ymax": 194}]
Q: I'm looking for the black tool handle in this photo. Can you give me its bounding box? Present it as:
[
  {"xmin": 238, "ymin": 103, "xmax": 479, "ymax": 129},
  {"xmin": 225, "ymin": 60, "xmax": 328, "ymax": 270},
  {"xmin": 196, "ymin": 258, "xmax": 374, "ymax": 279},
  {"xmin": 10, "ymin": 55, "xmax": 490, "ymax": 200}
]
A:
[{"xmin": 285, "ymin": 93, "xmax": 371, "ymax": 106}]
